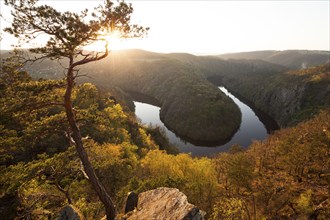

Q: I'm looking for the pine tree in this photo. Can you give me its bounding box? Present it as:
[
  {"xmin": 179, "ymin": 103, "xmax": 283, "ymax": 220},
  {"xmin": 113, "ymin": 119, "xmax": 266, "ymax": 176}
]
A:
[{"xmin": 3, "ymin": 1, "xmax": 147, "ymax": 219}]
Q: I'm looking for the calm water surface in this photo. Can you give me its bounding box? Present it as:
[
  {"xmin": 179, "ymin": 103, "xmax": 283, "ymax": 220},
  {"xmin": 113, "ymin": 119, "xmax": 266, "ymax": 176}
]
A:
[{"xmin": 134, "ymin": 87, "xmax": 269, "ymax": 156}]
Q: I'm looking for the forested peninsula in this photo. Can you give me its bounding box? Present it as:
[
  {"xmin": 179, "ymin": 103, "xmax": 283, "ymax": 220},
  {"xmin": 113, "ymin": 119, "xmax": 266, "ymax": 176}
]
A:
[{"xmin": 82, "ymin": 52, "xmax": 242, "ymax": 144}]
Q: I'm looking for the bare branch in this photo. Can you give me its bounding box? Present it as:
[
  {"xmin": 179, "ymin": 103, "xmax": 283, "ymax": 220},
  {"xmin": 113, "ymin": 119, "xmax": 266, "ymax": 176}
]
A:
[
  {"xmin": 80, "ymin": 161, "xmax": 90, "ymax": 180},
  {"xmin": 75, "ymin": 74, "xmax": 92, "ymax": 79},
  {"xmin": 78, "ymin": 50, "xmax": 92, "ymax": 57},
  {"xmin": 72, "ymin": 69, "xmax": 79, "ymax": 78},
  {"xmin": 50, "ymin": 166, "xmax": 73, "ymax": 204},
  {"xmin": 23, "ymin": 54, "xmax": 51, "ymax": 65}
]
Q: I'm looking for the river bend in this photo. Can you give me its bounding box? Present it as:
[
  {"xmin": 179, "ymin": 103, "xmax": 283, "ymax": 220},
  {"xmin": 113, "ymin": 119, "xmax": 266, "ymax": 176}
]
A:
[{"xmin": 134, "ymin": 87, "xmax": 269, "ymax": 156}]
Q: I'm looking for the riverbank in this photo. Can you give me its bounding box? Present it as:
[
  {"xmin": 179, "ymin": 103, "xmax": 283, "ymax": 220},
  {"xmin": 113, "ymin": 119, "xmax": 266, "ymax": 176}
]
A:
[{"xmin": 134, "ymin": 87, "xmax": 272, "ymax": 156}]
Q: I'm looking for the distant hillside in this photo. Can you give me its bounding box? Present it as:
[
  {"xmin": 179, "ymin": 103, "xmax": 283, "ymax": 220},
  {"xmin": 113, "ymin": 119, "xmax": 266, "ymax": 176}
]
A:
[
  {"xmin": 219, "ymin": 50, "xmax": 277, "ymax": 60},
  {"xmin": 165, "ymin": 53, "xmax": 287, "ymax": 78},
  {"xmin": 3, "ymin": 49, "xmax": 329, "ymax": 129},
  {"xmin": 218, "ymin": 50, "xmax": 330, "ymax": 69},
  {"xmin": 160, "ymin": 51, "xmax": 330, "ymax": 126}
]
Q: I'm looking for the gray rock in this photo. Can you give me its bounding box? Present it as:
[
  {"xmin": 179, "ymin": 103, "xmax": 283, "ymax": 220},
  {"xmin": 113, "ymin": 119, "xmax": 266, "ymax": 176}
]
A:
[
  {"xmin": 183, "ymin": 207, "xmax": 205, "ymax": 220},
  {"xmin": 58, "ymin": 205, "xmax": 85, "ymax": 220}
]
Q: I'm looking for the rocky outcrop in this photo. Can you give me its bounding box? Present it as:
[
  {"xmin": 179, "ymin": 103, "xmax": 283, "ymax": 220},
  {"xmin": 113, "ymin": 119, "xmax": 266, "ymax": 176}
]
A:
[
  {"xmin": 253, "ymin": 85, "xmax": 306, "ymax": 126},
  {"xmin": 58, "ymin": 205, "xmax": 85, "ymax": 220},
  {"xmin": 125, "ymin": 187, "xmax": 205, "ymax": 220},
  {"xmin": 203, "ymin": 62, "xmax": 330, "ymax": 127},
  {"xmin": 222, "ymin": 80, "xmax": 306, "ymax": 127}
]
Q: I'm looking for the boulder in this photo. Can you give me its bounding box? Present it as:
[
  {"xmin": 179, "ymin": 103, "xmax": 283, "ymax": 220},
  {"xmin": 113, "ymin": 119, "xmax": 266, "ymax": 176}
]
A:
[
  {"xmin": 58, "ymin": 205, "xmax": 85, "ymax": 220},
  {"xmin": 126, "ymin": 187, "xmax": 204, "ymax": 220}
]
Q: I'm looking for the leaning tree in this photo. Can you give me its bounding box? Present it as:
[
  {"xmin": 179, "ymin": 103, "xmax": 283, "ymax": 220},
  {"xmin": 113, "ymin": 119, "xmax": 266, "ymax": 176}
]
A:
[{"xmin": 3, "ymin": 0, "xmax": 148, "ymax": 219}]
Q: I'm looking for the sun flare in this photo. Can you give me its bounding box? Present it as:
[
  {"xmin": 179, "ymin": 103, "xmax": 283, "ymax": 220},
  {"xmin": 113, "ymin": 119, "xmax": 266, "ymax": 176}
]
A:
[{"xmin": 85, "ymin": 31, "xmax": 132, "ymax": 52}]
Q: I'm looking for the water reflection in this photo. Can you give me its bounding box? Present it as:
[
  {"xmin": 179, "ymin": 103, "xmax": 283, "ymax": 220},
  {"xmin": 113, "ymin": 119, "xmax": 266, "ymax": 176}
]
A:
[{"xmin": 134, "ymin": 87, "xmax": 269, "ymax": 156}]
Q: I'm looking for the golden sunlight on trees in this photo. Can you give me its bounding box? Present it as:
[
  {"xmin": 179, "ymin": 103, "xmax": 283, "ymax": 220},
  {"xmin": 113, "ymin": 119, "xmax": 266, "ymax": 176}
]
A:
[
  {"xmin": 4, "ymin": 0, "xmax": 148, "ymax": 219},
  {"xmin": 0, "ymin": 55, "xmax": 161, "ymax": 218},
  {"xmin": 133, "ymin": 150, "xmax": 218, "ymax": 214}
]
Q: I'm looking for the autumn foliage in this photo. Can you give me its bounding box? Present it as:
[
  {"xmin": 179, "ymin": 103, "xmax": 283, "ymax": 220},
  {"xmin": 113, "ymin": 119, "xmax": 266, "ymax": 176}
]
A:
[{"xmin": 1, "ymin": 56, "xmax": 329, "ymax": 218}]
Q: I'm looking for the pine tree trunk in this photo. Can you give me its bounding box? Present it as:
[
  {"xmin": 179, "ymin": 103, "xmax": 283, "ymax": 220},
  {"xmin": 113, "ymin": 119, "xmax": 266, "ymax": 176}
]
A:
[{"xmin": 64, "ymin": 66, "xmax": 116, "ymax": 220}]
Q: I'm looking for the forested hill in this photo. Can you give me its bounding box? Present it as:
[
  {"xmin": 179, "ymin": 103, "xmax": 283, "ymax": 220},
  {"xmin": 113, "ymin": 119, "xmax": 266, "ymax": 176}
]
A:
[
  {"xmin": 2, "ymin": 49, "xmax": 329, "ymax": 129},
  {"xmin": 92, "ymin": 49, "xmax": 329, "ymax": 127},
  {"xmin": 218, "ymin": 50, "xmax": 330, "ymax": 70}
]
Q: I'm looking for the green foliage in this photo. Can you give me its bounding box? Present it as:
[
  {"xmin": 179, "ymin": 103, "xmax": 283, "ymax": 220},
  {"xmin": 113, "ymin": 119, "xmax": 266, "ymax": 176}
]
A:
[
  {"xmin": 213, "ymin": 151, "xmax": 254, "ymax": 194},
  {"xmin": 0, "ymin": 125, "xmax": 20, "ymax": 164},
  {"xmin": 1, "ymin": 142, "xmax": 144, "ymax": 219},
  {"xmin": 87, "ymin": 141, "xmax": 139, "ymax": 196},
  {"xmin": 0, "ymin": 56, "xmax": 169, "ymax": 218},
  {"xmin": 211, "ymin": 198, "xmax": 246, "ymax": 220},
  {"xmin": 3, "ymin": 0, "xmax": 149, "ymax": 218},
  {"xmin": 296, "ymin": 190, "xmax": 313, "ymax": 215},
  {"xmin": 0, "ymin": 58, "xmax": 160, "ymax": 164},
  {"xmin": 0, "ymin": 55, "xmax": 68, "ymax": 164},
  {"xmin": 144, "ymin": 125, "xmax": 179, "ymax": 154},
  {"xmin": 74, "ymin": 83, "xmax": 99, "ymax": 109},
  {"xmin": 226, "ymin": 153, "xmax": 254, "ymax": 191}
]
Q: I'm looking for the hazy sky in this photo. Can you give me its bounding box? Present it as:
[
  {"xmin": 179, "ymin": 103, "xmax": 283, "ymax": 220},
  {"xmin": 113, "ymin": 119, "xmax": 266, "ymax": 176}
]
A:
[{"xmin": 1, "ymin": 0, "xmax": 329, "ymax": 55}]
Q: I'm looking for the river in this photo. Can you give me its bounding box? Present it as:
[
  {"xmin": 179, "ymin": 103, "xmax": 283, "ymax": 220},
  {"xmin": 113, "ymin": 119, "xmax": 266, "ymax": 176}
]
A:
[{"xmin": 134, "ymin": 87, "xmax": 274, "ymax": 156}]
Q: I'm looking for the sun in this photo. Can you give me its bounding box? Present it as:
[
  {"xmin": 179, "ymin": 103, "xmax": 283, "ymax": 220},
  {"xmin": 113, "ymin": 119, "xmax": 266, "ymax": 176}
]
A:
[
  {"xmin": 85, "ymin": 31, "xmax": 130, "ymax": 52},
  {"xmin": 103, "ymin": 31, "xmax": 125, "ymax": 50}
]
